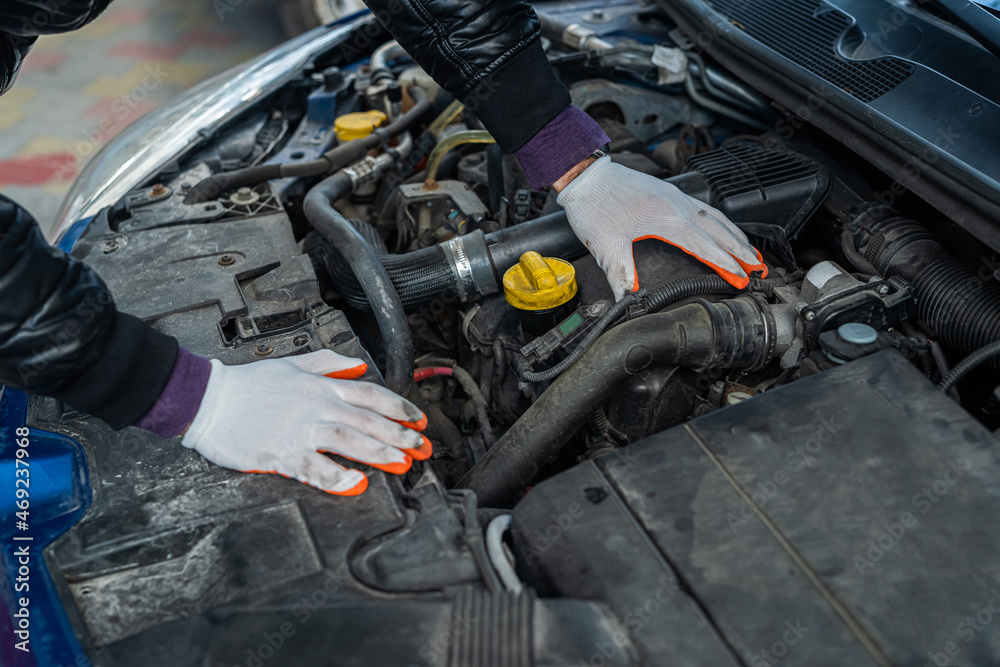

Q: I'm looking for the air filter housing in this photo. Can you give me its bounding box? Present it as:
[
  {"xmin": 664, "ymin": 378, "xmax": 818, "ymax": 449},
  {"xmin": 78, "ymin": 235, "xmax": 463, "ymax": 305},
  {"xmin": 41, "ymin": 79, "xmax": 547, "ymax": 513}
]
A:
[{"xmin": 668, "ymin": 141, "xmax": 830, "ymax": 239}]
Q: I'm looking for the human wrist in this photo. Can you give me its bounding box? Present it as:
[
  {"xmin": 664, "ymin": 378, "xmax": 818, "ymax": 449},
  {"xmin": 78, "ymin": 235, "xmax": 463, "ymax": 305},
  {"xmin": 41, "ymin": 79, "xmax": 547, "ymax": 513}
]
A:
[{"xmin": 552, "ymin": 156, "xmax": 598, "ymax": 193}]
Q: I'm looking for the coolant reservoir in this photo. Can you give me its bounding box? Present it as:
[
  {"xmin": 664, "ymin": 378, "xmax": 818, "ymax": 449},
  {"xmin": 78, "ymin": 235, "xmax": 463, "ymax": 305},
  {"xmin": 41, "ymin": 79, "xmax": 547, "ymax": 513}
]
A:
[
  {"xmin": 503, "ymin": 251, "xmax": 579, "ymax": 336},
  {"xmin": 334, "ymin": 110, "xmax": 388, "ymax": 141}
]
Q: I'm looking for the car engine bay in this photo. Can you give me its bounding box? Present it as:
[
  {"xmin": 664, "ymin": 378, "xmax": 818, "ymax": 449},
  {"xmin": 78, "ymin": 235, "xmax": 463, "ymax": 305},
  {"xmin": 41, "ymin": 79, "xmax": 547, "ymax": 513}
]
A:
[{"xmin": 29, "ymin": 2, "xmax": 1000, "ymax": 665}]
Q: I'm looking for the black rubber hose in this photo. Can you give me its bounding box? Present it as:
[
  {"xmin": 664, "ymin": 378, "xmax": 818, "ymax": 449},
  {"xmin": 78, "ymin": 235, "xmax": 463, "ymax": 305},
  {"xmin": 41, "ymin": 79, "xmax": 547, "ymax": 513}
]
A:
[
  {"xmin": 645, "ymin": 274, "xmax": 740, "ymax": 311},
  {"xmin": 518, "ymin": 274, "xmax": 781, "ymax": 383},
  {"xmin": 327, "ymin": 243, "xmax": 460, "ymax": 312},
  {"xmin": 484, "ymin": 211, "xmax": 585, "ymax": 269},
  {"xmin": 185, "ymin": 86, "xmax": 431, "ymax": 204},
  {"xmin": 315, "ymin": 220, "xmax": 458, "ymax": 312},
  {"xmin": 457, "ymin": 296, "xmax": 774, "ymax": 507},
  {"xmin": 321, "ymin": 211, "xmax": 586, "ymax": 312},
  {"xmin": 939, "ymin": 340, "xmax": 1000, "ymax": 393},
  {"xmin": 841, "ymin": 227, "xmax": 879, "ymax": 278},
  {"xmin": 450, "ymin": 362, "xmax": 495, "ymax": 449},
  {"xmin": 913, "ymin": 259, "xmax": 1000, "ymax": 362},
  {"xmin": 303, "ymin": 171, "xmax": 414, "ymax": 394},
  {"xmin": 863, "ymin": 217, "xmax": 1000, "ymax": 370}
]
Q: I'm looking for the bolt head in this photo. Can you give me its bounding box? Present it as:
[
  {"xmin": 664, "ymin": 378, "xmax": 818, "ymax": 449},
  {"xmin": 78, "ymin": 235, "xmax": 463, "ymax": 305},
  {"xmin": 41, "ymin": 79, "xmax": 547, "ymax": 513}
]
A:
[
  {"xmin": 804, "ymin": 311, "xmax": 816, "ymax": 321},
  {"xmin": 148, "ymin": 183, "xmax": 171, "ymax": 200},
  {"xmin": 218, "ymin": 255, "xmax": 236, "ymax": 266},
  {"xmin": 254, "ymin": 343, "xmax": 273, "ymax": 356}
]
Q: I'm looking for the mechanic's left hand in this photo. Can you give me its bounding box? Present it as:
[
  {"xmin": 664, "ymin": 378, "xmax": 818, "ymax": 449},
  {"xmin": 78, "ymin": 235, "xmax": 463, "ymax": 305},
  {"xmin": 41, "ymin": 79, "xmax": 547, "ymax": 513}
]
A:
[
  {"xmin": 556, "ymin": 156, "xmax": 767, "ymax": 300},
  {"xmin": 181, "ymin": 350, "xmax": 430, "ymax": 496}
]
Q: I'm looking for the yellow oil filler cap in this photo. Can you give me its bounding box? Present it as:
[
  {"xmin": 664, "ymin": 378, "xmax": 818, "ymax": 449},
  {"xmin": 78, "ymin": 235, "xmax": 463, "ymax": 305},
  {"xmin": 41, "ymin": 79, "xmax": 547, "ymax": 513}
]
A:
[
  {"xmin": 503, "ymin": 251, "xmax": 578, "ymax": 311},
  {"xmin": 334, "ymin": 110, "xmax": 387, "ymax": 141}
]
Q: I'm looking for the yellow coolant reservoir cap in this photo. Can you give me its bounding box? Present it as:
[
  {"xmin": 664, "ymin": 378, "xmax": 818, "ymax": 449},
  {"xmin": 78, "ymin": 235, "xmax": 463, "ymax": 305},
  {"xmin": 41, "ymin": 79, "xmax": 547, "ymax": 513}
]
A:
[
  {"xmin": 334, "ymin": 110, "xmax": 387, "ymax": 141},
  {"xmin": 503, "ymin": 251, "xmax": 578, "ymax": 311}
]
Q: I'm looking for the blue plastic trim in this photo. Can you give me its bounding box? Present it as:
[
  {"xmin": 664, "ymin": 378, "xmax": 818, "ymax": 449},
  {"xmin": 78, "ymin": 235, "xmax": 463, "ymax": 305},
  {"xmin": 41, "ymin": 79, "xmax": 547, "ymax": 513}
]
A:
[
  {"xmin": 0, "ymin": 390, "xmax": 93, "ymax": 666},
  {"xmin": 53, "ymin": 215, "xmax": 93, "ymax": 254}
]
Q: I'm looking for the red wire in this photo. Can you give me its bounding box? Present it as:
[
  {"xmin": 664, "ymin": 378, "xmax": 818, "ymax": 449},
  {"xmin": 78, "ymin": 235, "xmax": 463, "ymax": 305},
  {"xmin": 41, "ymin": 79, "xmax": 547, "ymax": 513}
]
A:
[{"xmin": 413, "ymin": 366, "xmax": 453, "ymax": 382}]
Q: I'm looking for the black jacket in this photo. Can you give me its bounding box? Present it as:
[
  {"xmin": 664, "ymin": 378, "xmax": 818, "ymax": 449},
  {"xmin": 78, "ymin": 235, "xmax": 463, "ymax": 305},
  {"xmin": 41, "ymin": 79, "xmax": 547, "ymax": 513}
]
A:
[
  {"xmin": 0, "ymin": 197, "xmax": 178, "ymax": 427},
  {"xmin": 363, "ymin": 0, "xmax": 571, "ymax": 153},
  {"xmin": 0, "ymin": 0, "xmax": 177, "ymax": 428},
  {"xmin": 1, "ymin": 0, "xmax": 113, "ymax": 93}
]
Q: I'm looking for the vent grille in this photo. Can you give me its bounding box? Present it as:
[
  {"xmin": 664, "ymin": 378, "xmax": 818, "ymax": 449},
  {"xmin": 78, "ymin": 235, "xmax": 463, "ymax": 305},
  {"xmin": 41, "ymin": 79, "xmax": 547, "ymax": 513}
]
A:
[
  {"xmin": 686, "ymin": 141, "xmax": 823, "ymax": 202},
  {"xmin": 708, "ymin": 0, "xmax": 914, "ymax": 102}
]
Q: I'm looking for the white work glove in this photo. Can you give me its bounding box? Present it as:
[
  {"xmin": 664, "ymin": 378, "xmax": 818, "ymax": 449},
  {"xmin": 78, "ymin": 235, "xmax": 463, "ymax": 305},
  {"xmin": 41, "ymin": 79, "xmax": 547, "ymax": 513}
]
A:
[
  {"xmin": 557, "ymin": 156, "xmax": 767, "ymax": 300},
  {"xmin": 181, "ymin": 350, "xmax": 431, "ymax": 496}
]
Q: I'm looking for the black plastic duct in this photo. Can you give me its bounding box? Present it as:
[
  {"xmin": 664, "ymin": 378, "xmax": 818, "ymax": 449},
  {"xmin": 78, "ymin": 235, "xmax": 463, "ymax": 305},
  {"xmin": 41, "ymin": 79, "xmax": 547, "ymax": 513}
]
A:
[{"xmin": 457, "ymin": 296, "xmax": 777, "ymax": 507}]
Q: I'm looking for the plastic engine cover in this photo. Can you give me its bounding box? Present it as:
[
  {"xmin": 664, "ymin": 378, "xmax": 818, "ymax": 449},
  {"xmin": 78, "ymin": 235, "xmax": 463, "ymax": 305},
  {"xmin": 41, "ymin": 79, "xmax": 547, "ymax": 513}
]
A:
[{"xmin": 512, "ymin": 350, "xmax": 1000, "ymax": 666}]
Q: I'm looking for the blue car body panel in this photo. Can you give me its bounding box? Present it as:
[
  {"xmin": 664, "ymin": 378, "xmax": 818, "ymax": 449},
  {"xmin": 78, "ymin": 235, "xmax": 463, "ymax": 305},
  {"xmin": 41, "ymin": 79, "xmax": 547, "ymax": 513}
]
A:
[{"xmin": 0, "ymin": 217, "xmax": 95, "ymax": 666}]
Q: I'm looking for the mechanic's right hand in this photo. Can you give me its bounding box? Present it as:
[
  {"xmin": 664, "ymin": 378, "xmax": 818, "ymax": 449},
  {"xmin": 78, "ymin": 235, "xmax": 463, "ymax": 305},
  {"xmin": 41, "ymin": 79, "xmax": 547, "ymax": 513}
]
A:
[
  {"xmin": 181, "ymin": 350, "xmax": 430, "ymax": 496},
  {"xmin": 556, "ymin": 156, "xmax": 767, "ymax": 301}
]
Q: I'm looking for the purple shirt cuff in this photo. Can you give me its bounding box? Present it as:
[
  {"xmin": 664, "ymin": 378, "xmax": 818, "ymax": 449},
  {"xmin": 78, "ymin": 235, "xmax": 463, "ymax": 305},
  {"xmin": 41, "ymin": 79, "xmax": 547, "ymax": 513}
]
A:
[
  {"xmin": 133, "ymin": 347, "xmax": 211, "ymax": 438},
  {"xmin": 514, "ymin": 105, "xmax": 610, "ymax": 191}
]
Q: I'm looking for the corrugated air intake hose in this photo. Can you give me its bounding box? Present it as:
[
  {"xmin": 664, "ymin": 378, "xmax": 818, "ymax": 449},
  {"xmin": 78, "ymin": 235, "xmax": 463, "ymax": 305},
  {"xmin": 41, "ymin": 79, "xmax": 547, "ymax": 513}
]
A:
[{"xmin": 860, "ymin": 216, "xmax": 1000, "ymax": 370}]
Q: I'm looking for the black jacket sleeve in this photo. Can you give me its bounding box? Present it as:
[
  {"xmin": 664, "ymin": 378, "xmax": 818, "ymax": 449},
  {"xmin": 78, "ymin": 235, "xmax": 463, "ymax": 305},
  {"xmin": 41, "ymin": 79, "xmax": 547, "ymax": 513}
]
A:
[
  {"xmin": 0, "ymin": 196, "xmax": 178, "ymax": 428},
  {"xmin": 363, "ymin": 0, "xmax": 571, "ymax": 153},
  {"xmin": 0, "ymin": 0, "xmax": 113, "ymax": 94},
  {"xmin": 0, "ymin": 0, "xmax": 114, "ymax": 36}
]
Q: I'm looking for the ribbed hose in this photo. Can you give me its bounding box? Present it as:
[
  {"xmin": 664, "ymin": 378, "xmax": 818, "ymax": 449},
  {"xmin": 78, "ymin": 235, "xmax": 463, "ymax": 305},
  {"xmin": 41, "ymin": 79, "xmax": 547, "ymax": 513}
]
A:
[
  {"xmin": 325, "ymin": 239, "xmax": 459, "ymax": 312},
  {"xmin": 864, "ymin": 217, "xmax": 1000, "ymax": 371},
  {"xmin": 913, "ymin": 259, "xmax": 1000, "ymax": 361},
  {"xmin": 518, "ymin": 274, "xmax": 780, "ymax": 383},
  {"xmin": 318, "ymin": 211, "xmax": 587, "ymax": 312},
  {"xmin": 303, "ymin": 172, "xmax": 414, "ymax": 394}
]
